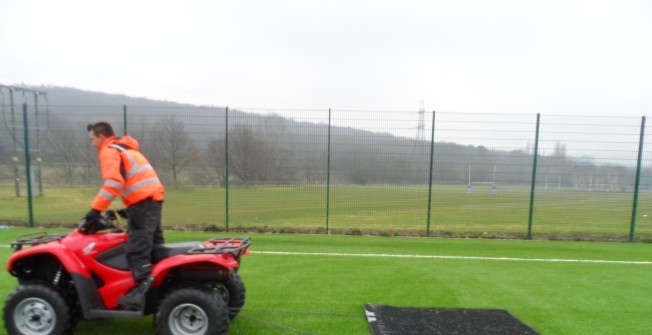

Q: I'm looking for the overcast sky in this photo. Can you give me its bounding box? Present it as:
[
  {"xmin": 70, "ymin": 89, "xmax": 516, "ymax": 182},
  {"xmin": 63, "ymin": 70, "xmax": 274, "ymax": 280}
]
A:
[{"xmin": 1, "ymin": 0, "xmax": 651, "ymax": 116}]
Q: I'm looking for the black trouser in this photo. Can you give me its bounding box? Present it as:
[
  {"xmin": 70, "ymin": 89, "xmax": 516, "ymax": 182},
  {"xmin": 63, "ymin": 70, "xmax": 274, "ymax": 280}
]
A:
[{"xmin": 125, "ymin": 198, "xmax": 164, "ymax": 282}]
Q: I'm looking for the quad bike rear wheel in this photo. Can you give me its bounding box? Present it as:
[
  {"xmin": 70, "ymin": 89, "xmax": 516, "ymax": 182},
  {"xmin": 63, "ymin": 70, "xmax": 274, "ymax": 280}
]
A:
[
  {"xmin": 156, "ymin": 287, "xmax": 230, "ymax": 335},
  {"xmin": 212, "ymin": 272, "xmax": 245, "ymax": 319},
  {"xmin": 3, "ymin": 283, "xmax": 76, "ymax": 335}
]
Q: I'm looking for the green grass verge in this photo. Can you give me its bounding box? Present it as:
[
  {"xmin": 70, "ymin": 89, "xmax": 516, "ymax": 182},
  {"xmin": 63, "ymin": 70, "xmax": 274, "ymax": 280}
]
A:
[
  {"xmin": 3, "ymin": 184, "xmax": 652, "ymax": 239},
  {"xmin": 1, "ymin": 229, "xmax": 651, "ymax": 334}
]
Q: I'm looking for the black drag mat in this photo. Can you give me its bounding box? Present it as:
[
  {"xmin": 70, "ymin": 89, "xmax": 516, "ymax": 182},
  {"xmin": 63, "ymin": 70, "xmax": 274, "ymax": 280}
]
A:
[{"xmin": 364, "ymin": 304, "xmax": 539, "ymax": 335}]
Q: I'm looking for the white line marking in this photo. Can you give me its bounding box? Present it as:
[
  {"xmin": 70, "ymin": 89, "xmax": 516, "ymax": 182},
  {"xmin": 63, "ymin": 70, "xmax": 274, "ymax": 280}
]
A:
[
  {"xmin": 252, "ymin": 250, "xmax": 652, "ymax": 265},
  {"xmin": 2, "ymin": 244, "xmax": 647, "ymax": 265}
]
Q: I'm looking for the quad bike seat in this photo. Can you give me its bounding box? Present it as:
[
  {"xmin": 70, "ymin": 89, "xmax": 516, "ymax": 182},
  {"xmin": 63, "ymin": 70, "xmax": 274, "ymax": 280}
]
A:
[
  {"xmin": 151, "ymin": 242, "xmax": 204, "ymax": 263},
  {"xmin": 97, "ymin": 241, "xmax": 204, "ymax": 271}
]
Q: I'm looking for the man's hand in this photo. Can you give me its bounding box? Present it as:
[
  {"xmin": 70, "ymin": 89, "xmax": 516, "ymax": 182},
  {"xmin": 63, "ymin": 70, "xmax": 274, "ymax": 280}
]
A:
[
  {"xmin": 79, "ymin": 209, "xmax": 101, "ymax": 234},
  {"xmin": 84, "ymin": 209, "xmax": 101, "ymax": 223}
]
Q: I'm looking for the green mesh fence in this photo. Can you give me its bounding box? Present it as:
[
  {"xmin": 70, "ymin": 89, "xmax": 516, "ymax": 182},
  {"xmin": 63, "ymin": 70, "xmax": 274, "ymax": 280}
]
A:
[
  {"xmin": 1, "ymin": 104, "xmax": 649, "ymax": 241},
  {"xmin": 535, "ymin": 115, "xmax": 641, "ymax": 239}
]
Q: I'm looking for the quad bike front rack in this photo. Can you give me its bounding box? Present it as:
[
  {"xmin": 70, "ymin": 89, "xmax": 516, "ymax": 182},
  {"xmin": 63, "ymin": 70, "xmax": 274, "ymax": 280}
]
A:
[{"xmin": 10, "ymin": 231, "xmax": 69, "ymax": 251}]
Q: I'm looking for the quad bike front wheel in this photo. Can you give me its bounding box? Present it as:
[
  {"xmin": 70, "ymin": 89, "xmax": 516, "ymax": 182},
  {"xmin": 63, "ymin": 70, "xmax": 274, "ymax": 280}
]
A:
[
  {"xmin": 3, "ymin": 283, "xmax": 76, "ymax": 335},
  {"xmin": 156, "ymin": 287, "xmax": 230, "ymax": 335}
]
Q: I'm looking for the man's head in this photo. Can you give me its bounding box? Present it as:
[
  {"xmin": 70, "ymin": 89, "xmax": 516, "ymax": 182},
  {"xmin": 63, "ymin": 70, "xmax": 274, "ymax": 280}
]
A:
[{"xmin": 87, "ymin": 122, "xmax": 115, "ymax": 149}]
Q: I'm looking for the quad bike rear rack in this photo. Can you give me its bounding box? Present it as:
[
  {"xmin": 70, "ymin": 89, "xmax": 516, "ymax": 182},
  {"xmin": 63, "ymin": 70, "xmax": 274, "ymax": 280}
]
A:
[
  {"xmin": 10, "ymin": 231, "xmax": 69, "ymax": 251},
  {"xmin": 188, "ymin": 237, "xmax": 251, "ymax": 261}
]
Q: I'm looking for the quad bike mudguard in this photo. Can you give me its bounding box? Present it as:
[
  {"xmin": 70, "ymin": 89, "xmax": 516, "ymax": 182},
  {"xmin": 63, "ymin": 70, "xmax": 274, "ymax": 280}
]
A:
[{"xmin": 8, "ymin": 242, "xmax": 91, "ymax": 279}]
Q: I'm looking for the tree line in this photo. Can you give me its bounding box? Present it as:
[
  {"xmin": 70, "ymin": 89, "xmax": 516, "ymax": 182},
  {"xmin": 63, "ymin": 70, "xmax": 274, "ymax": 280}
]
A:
[{"xmin": 0, "ymin": 107, "xmax": 648, "ymax": 191}]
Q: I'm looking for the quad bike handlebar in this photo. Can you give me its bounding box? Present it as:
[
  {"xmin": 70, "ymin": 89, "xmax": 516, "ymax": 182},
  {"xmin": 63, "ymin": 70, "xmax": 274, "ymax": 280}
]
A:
[{"xmin": 78, "ymin": 210, "xmax": 125, "ymax": 235}]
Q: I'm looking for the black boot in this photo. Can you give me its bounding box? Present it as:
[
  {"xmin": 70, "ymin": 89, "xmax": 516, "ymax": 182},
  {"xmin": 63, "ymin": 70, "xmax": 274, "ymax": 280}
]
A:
[{"xmin": 119, "ymin": 276, "xmax": 154, "ymax": 310}]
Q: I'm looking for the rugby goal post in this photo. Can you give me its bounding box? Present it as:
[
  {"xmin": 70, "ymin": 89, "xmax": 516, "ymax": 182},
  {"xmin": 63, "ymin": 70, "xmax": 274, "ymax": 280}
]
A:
[
  {"xmin": 544, "ymin": 175, "xmax": 562, "ymax": 190},
  {"xmin": 587, "ymin": 175, "xmax": 613, "ymax": 192},
  {"xmin": 466, "ymin": 165, "xmax": 497, "ymax": 195}
]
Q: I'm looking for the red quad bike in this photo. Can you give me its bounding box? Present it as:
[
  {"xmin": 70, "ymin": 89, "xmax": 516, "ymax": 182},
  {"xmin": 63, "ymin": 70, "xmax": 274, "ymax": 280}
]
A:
[{"xmin": 3, "ymin": 211, "xmax": 251, "ymax": 335}]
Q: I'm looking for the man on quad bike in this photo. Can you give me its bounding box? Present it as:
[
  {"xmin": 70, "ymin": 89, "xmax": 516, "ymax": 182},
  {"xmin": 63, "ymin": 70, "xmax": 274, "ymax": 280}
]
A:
[
  {"xmin": 5, "ymin": 213, "xmax": 250, "ymax": 335},
  {"xmin": 86, "ymin": 121, "xmax": 165, "ymax": 310}
]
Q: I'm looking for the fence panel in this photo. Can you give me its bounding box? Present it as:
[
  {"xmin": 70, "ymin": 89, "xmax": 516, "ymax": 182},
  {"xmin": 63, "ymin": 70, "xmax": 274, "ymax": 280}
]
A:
[
  {"xmin": 327, "ymin": 110, "xmax": 432, "ymax": 235},
  {"xmin": 124, "ymin": 106, "xmax": 227, "ymax": 228},
  {"xmin": 1, "ymin": 104, "xmax": 650, "ymax": 241},
  {"xmin": 431, "ymin": 112, "xmax": 536, "ymax": 237},
  {"xmin": 0, "ymin": 103, "xmax": 30, "ymax": 225},
  {"xmin": 17, "ymin": 105, "xmax": 124, "ymax": 225},
  {"xmin": 534, "ymin": 115, "xmax": 641, "ymax": 239},
  {"xmin": 226, "ymin": 108, "xmax": 329, "ymax": 232}
]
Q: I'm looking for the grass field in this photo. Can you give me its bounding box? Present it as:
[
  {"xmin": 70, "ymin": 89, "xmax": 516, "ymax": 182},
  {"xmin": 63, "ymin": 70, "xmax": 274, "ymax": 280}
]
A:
[
  {"xmin": 1, "ymin": 229, "xmax": 652, "ymax": 334},
  {"xmin": 3, "ymin": 184, "xmax": 652, "ymax": 240}
]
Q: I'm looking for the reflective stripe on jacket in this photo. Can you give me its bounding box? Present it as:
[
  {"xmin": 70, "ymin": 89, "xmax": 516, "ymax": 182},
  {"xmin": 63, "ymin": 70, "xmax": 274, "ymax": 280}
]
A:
[{"xmin": 91, "ymin": 136, "xmax": 164, "ymax": 211}]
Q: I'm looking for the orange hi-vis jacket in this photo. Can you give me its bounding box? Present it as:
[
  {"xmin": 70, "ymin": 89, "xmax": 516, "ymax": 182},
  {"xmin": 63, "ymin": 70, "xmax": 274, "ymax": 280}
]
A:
[{"xmin": 91, "ymin": 135, "xmax": 165, "ymax": 211}]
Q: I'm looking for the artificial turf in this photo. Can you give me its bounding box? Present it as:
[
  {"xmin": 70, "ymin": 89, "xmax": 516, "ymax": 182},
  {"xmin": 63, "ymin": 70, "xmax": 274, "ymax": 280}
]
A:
[{"xmin": 1, "ymin": 230, "xmax": 651, "ymax": 334}]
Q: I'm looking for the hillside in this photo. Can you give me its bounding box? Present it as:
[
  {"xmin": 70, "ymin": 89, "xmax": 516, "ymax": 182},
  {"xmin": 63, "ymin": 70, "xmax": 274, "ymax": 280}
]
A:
[
  {"xmin": 11, "ymin": 85, "xmax": 200, "ymax": 107},
  {"xmin": 0, "ymin": 85, "xmax": 642, "ymax": 189}
]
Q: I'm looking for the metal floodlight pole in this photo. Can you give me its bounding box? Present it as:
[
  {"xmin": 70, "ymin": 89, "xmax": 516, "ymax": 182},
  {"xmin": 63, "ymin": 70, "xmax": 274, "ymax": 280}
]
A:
[
  {"xmin": 1, "ymin": 84, "xmax": 49, "ymax": 198},
  {"xmin": 34, "ymin": 92, "xmax": 43, "ymax": 196},
  {"xmin": 7, "ymin": 87, "xmax": 20, "ymax": 197}
]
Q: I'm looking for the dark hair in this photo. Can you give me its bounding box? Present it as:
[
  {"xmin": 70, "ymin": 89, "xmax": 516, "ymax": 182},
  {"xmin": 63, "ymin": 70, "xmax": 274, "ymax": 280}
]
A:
[{"xmin": 87, "ymin": 122, "xmax": 115, "ymax": 137}]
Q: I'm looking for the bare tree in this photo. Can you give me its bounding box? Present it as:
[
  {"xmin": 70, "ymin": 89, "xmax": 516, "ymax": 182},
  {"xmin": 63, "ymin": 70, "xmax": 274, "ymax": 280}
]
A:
[
  {"xmin": 41, "ymin": 119, "xmax": 98, "ymax": 185},
  {"xmin": 228, "ymin": 124, "xmax": 265, "ymax": 185},
  {"xmin": 125, "ymin": 115, "xmax": 149, "ymax": 145},
  {"xmin": 206, "ymin": 123, "xmax": 284, "ymax": 185},
  {"xmin": 45, "ymin": 129, "xmax": 84, "ymax": 185},
  {"xmin": 256, "ymin": 116, "xmax": 296, "ymax": 183},
  {"xmin": 149, "ymin": 116, "xmax": 199, "ymax": 188},
  {"xmin": 206, "ymin": 137, "xmax": 227, "ymax": 186}
]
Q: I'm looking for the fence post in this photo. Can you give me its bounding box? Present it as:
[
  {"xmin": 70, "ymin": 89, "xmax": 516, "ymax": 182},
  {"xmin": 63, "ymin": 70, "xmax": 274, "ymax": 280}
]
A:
[
  {"xmin": 326, "ymin": 108, "xmax": 332, "ymax": 234},
  {"xmin": 123, "ymin": 104, "xmax": 127, "ymax": 136},
  {"xmin": 23, "ymin": 104, "xmax": 34, "ymax": 227},
  {"xmin": 225, "ymin": 107, "xmax": 230, "ymax": 232},
  {"xmin": 527, "ymin": 113, "xmax": 541, "ymax": 239},
  {"xmin": 629, "ymin": 116, "xmax": 646, "ymax": 242},
  {"xmin": 426, "ymin": 111, "xmax": 436, "ymax": 237}
]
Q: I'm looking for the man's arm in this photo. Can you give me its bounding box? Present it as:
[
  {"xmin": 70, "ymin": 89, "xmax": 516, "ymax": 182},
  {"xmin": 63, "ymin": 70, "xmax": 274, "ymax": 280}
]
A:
[{"xmin": 91, "ymin": 149, "xmax": 125, "ymax": 211}]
